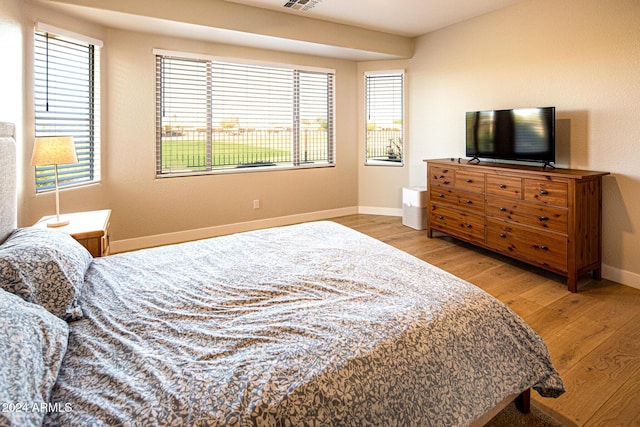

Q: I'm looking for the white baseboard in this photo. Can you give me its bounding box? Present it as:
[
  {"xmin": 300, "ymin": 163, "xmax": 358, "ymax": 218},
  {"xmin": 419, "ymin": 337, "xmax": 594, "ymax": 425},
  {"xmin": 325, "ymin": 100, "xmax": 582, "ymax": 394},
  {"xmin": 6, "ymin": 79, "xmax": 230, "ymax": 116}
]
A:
[
  {"xmin": 111, "ymin": 206, "xmax": 359, "ymax": 253},
  {"xmin": 602, "ymin": 264, "xmax": 640, "ymax": 290},
  {"xmin": 358, "ymin": 206, "xmax": 403, "ymax": 217}
]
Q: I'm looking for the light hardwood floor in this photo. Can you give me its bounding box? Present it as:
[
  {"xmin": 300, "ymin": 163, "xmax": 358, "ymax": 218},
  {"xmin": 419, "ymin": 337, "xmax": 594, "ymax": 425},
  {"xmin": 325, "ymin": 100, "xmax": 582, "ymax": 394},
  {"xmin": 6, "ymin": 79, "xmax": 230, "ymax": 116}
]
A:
[{"xmin": 331, "ymin": 214, "xmax": 640, "ymax": 427}]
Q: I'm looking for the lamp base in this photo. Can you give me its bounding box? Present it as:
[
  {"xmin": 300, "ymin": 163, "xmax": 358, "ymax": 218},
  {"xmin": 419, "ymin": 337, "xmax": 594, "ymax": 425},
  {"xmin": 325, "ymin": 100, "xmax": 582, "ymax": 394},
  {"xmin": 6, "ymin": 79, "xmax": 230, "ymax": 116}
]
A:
[{"xmin": 46, "ymin": 218, "xmax": 70, "ymax": 228}]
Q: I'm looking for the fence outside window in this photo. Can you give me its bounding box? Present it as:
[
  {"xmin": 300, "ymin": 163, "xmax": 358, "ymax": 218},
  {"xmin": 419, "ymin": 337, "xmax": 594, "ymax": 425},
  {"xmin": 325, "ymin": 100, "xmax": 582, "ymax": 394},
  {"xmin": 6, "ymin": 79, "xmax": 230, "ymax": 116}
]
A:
[
  {"xmin": 156, "ymin": 53, "xmax": 335, "ymax": 176},
  {"xmin": 365, "ymin": 71, "xmax": 404, "ymax": 165}
]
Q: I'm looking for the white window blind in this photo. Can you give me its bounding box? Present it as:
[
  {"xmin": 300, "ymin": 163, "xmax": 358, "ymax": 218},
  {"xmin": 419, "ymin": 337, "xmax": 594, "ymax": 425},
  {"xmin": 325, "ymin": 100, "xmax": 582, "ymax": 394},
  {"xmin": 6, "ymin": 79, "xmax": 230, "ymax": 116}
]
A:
[
  {"xmin": 365, "ymin": 72, "xmax": 404, "ymax": 165},
  {"xmin": 34, "ymin": 29, "xmax": 100, "ymax": 191},
  {"xmin": 155, "ymin": 54, "xmax": 335, "ymax": 176}
]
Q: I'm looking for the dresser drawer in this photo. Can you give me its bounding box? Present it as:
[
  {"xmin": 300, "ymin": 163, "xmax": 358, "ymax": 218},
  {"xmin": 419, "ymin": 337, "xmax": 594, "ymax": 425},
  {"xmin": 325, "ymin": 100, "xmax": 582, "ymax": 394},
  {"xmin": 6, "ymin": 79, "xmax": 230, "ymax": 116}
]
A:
[
  {"xmin": 430, "ymin": 205, "xmax": 485, "ymax": 241},
  {"xmin": 455, "ymin": 170, "xmax": 485, "ymax": 192},
  {"xmin": 430, "ymin": 188, "xmax": 484, "ymax": 214},
  {"xmin": 486, "ymin": 175, "xmax": 523, "ymax": 199},
  {"xmin": 524, "ymin": 179, "xmax": 568, "ymax": 207},
  {"xmin": 430, "ymin": 166, "xmax": 455, "ymax": 188},
  {"xmin": 487, "ymin": 219, "xmax": 567, "ymax": 271},
  {"xmin": 486, "ymin": 196, "xmax": 568, "ymax": 234}
]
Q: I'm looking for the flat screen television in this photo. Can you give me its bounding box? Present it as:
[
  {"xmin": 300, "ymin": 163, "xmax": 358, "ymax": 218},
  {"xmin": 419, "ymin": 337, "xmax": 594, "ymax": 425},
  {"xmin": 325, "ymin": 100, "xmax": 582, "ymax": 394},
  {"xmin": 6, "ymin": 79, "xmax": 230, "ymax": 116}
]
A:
[{"xmin": 465, "ymin": 107, "xmax": 555, "ymax": 165}]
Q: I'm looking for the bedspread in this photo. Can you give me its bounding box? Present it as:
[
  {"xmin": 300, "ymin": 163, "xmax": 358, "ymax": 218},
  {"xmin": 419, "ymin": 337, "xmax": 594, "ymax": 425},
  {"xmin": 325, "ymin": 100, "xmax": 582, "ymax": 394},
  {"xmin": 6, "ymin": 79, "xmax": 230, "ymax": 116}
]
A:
[{"xmin": 44, "ymin": 221, "xmax": 563, "ymax": 426}]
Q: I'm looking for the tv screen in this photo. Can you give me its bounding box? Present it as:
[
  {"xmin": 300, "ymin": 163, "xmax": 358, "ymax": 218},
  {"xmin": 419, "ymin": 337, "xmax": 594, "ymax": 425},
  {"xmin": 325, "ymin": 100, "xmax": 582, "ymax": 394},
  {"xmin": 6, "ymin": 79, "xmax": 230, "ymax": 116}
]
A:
[{"xmin": 465, "ymin": 107, "xmax": 555, "ymax": 164}]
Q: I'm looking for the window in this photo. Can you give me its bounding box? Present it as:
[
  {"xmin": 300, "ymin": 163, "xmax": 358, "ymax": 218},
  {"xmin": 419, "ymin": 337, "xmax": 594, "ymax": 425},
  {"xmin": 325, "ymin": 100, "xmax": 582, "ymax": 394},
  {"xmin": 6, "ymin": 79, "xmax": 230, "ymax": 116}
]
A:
[
  {"xmin": 34, "ymin": 24, "xmax": 101, "ymax": 191},
  {"xmin": 365, "ymin": 71, "xmax": 404, "ymax": 165},
  {"xmin": 155, "ymin": 52, "xmax": 335, "ymax": 176}
]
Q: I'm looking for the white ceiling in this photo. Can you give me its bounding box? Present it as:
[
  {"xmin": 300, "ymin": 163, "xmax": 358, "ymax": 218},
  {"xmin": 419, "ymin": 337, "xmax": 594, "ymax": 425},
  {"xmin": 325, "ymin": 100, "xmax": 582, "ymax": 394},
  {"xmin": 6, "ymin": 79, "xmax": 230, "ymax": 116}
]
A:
[
  {"xmin": 38, "ymin": 0, "xmax": 524, "ymax": 60},
  {"xmin": 224, "ymin": 0, "xmax": 523, "ymax": 37}
]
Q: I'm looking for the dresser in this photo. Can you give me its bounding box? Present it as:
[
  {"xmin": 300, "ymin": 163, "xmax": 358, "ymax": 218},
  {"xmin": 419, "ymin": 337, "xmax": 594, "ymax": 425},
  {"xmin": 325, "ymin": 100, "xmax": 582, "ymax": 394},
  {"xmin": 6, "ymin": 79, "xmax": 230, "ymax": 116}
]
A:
[{"xmin": 425, "ymin": 159, "xmax": 609, "ymax": 292}]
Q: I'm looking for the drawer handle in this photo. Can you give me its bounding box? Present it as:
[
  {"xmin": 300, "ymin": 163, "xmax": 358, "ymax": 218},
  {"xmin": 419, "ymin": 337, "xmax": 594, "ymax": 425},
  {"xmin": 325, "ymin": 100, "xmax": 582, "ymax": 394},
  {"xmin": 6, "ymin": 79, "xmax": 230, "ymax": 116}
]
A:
[
  {"xmin": 540, "ymin": 190, "xmax": 549, "ymax": 195},
  {"xmin": 499, "ymin": 233, "xmax": 507, "ymax": 238},
  {"xmin": 539, "ymin": 216, "xmax": 549, "ymax": 221},
  {"xmin": 466, "ymin": 200, "xmax": 473, "ymax": 204},
  {"xmin": 466, "ymin": 224, "xmax": 472, "ymax": 228},
  {"xmin": 443, "ymin": 181, "xmax": 451, "ymax": 185},
  {"xmin": 438, "ymin": 193, "xmax": 444, "ymax": 198},
  {"xmin": 466, "ymin": 179, "xmax": 473, "ymax": 183},
  {"xmin": 438, "ymin": 215, "xmax": 444, "ymax": 220},
  {"xmin": 499, "ymin": 184, "xmax": 507, "ymax": 189},
  {"xmin": 540, "ymin": 245, "xmax": 549, "ymax": 251},
  {"xmin": 439, "ymin": 175, "xmax": 445, "ymax": 179},
  {"xmin": 499, "ymin": 207, "xmax": 507, "ymax": 212}
]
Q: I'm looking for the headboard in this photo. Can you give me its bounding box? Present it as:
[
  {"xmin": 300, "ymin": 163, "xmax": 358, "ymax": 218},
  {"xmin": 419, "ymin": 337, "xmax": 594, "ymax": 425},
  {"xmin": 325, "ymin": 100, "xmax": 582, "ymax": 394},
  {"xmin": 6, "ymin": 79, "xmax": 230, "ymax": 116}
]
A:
[{"xmin": 0, "ymin": 122, "xmax": 17, "ymax": 244}]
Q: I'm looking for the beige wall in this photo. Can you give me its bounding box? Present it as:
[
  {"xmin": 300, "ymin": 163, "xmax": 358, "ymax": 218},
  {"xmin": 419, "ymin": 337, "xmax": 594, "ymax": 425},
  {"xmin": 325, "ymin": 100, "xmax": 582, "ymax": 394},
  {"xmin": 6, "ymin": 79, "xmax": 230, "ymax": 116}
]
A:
[
  {"xmin": 402, "ymin": 0, "xmax": 640, "ymax": 286},
  {"xmin": 0, "ymin": 0, "xmax": 22, "ymax": 124},
  {"xmin": 0, "ymin": 0, "xmax": 23, "ymax": 197},
  {"xmin": 100, "ymin": 29, "xmax": 359, "ymax": 242},
  {"xmin": 17, "ymin": 2, "xmax": 360, "ymax": 246}
]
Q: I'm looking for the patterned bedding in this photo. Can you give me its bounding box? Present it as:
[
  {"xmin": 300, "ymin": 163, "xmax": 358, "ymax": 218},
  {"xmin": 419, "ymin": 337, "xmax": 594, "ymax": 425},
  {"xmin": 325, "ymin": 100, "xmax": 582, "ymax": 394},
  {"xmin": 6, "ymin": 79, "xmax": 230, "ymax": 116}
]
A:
[{"xmin": 43, "ymin": 221, "xmax": 564, "ymax": 426}]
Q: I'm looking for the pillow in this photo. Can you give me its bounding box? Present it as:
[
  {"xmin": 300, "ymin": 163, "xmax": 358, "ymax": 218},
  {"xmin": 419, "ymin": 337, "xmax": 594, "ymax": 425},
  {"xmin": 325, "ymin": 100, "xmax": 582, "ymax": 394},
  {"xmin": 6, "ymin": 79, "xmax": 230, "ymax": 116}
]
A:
[
  {"xmin": 0, "ymin": 288, "xmax": 69, "ymax": 427},
  {"xmin": 0, "ymin": 227, "xmax": 92, "ymax": 321}
]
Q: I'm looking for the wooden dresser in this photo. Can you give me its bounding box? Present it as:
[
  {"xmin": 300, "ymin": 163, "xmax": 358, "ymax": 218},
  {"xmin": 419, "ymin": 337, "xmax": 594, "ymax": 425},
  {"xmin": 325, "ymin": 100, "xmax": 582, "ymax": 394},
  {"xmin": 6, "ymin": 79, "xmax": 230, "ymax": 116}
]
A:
[{"xmin": 425, "ymin": 158, "xmax": 609, "ymax": 292}]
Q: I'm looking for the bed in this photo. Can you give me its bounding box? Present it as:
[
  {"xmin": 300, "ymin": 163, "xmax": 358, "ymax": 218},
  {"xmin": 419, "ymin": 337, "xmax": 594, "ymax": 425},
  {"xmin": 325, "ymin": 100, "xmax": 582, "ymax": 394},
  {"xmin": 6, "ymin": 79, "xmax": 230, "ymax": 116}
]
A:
[{"xmin": 0, "ymin": 122, "xmax": 564, "ymax": 426}]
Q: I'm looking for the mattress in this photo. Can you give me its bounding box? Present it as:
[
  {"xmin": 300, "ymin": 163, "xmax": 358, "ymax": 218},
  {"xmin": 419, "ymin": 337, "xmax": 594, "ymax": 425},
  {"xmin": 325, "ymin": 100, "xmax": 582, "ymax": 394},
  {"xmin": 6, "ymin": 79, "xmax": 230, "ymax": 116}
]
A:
[{"xmin": 43, "ymin": 221, "xmax": 564, "ymax": 426}]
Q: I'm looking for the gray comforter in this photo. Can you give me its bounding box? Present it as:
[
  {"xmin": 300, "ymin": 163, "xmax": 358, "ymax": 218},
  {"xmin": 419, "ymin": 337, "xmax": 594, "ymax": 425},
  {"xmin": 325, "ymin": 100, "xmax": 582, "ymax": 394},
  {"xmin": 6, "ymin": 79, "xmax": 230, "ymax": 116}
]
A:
[{"xmin": 45, "ymin": 221, "xmax": 564, "ymax": 426}]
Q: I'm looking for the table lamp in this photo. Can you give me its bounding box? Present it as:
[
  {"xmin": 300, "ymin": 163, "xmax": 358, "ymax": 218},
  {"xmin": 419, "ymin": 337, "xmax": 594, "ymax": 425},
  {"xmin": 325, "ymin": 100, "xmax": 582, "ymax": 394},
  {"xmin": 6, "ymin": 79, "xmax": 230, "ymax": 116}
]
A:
[{"xmin": 31, "ymin": 136, "xmax": 78, "ymax": 227}]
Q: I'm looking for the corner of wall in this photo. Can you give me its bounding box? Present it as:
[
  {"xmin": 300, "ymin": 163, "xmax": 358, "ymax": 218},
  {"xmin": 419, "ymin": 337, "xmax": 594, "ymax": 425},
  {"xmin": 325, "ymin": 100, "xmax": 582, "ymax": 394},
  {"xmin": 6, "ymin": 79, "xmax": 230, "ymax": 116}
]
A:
[{"xmin": 0, "ymin": 0, "xmax": 25, "ymax": 225}]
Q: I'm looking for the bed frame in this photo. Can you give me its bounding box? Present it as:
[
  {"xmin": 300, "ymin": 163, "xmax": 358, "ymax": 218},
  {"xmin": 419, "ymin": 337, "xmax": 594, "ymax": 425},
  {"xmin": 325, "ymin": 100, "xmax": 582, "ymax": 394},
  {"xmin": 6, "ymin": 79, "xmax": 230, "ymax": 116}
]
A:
[
  {"xmin": 0, "ymin": 122, "xmax": 17, "ymax": 244},
  {"xmin": 471, "ymin": 389, "xmax": 530, "ymax": 426}
]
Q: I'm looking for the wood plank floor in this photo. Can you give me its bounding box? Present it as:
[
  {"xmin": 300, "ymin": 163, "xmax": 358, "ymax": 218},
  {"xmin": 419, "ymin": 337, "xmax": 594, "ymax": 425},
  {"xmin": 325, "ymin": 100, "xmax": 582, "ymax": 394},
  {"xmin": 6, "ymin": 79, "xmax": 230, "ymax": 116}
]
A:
[{"xmin": 330, "ymin": 214, "xmax": 640, "ymax": 427}]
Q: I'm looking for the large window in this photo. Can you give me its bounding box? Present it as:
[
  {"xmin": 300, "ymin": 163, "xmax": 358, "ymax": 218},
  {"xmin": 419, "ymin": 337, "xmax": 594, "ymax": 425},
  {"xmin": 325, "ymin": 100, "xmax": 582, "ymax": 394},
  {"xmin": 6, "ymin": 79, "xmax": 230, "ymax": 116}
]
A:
[
  {"xmin": 34, "ymin": 24, "xmax": 101, "ymax": 191},
  {"xmin": 155, "ymin": 51, "xmax": 335, "ymax": 176},
  {"xmin": 365, "ymin": 71, "xmax": 404, "ymax": 165}
]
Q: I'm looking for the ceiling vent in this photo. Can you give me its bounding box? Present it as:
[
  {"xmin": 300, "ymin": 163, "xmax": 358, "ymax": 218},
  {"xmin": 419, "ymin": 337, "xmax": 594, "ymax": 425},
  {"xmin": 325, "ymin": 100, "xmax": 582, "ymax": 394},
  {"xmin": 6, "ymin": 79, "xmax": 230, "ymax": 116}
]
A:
[{"xmin": 282, "ymin": 0, "xmax": 324, "ymax": 12}]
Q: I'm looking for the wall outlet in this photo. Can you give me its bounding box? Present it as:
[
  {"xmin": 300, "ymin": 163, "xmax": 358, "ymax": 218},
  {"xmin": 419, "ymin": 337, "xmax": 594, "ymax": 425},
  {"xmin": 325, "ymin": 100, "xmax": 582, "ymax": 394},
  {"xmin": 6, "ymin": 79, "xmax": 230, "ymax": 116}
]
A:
[{"xmin": 253, "ymin": 199, "xmax": 260, "ymax": 209}]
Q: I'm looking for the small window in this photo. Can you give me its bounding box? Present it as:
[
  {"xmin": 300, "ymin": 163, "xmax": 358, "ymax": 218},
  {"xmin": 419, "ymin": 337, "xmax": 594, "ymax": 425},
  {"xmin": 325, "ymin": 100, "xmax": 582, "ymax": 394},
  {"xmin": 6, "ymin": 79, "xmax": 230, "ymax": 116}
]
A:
[
  {"xmin": 155, "ymin": 52, "xmax": 335, "ymax": 176},
  {"xmin": 365, "ymin": 72, "xmax": 404, "ymax": 165},
  {"xmin": 34, "ymin": 25, "xmax": 101, "ymax": 191}
]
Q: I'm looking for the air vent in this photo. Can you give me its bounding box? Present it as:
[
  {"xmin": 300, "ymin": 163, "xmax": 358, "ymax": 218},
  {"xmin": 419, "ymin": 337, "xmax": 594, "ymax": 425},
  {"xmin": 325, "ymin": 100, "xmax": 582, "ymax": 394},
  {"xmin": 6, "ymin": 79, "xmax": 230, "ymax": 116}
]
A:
[{"xmin": 283, "ymin": 0, "xmax": 323, "ymax": 11}]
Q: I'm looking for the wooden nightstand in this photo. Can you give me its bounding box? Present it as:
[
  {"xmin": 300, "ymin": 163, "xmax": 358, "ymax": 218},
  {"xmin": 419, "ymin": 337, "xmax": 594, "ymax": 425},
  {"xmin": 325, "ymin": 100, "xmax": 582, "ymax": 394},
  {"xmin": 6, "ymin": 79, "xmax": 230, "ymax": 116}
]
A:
[{"xmin": 34, "ymin": 209, "xmax": 111, "ymax": 257}]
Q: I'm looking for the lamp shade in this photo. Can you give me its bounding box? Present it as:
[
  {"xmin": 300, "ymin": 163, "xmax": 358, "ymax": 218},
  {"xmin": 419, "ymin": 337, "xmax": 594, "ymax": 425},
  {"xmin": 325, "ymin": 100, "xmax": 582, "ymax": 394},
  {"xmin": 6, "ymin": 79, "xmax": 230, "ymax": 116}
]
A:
[{"xmin": 31, "ymin": 136, "xmax": 78, "ymax": 166}]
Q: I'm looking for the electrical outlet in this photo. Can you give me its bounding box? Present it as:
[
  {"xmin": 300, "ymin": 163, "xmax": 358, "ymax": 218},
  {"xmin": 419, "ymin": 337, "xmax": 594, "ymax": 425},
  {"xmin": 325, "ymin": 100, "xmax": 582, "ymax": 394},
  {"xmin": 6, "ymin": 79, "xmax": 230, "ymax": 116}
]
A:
[{"xmin": 253, "ymin": 199, "xmax": 260, "ymax": 209}]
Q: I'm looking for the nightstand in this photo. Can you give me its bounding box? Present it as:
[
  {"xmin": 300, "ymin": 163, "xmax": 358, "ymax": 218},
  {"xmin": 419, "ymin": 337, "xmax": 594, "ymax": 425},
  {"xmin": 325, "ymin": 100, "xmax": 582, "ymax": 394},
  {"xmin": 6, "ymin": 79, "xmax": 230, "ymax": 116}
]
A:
[{"xmin": 34, "ymin": 209, "xmax": 111, "ymax": 257}]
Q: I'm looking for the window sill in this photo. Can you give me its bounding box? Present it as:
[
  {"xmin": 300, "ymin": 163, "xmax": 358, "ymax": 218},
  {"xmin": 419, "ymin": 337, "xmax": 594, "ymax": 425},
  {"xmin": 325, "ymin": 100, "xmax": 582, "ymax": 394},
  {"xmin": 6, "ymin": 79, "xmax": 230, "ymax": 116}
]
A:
[
  {"xmin": 156, "ymin": 162, "xmax": 335, "ymax": 179},
  {"xmin": 365, "ymin": 159, "xmax": 404, "ymax": 167}
]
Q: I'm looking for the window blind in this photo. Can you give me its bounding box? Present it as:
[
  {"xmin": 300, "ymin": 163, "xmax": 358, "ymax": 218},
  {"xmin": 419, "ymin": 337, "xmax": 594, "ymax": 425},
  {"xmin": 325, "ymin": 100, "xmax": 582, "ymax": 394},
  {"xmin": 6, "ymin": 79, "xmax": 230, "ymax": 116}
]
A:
[
  {"xmin": 156, "ymin": 54, "xmax": 335, "ymax": 176},
  {"xmin": 34, "ymin": 30, "xmax": 100, "ymax": 191},
  {"xmin": 365, "ymin": 72, "xmax": 404, "ymax": 165}
]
